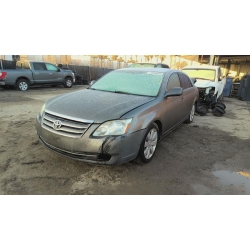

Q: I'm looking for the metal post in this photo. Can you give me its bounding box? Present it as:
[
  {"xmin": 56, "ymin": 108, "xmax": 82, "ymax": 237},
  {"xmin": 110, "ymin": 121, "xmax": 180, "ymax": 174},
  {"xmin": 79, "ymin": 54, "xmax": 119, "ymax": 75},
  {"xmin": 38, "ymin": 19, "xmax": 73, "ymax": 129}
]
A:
[
  {"xmin": 200, "ymin": 55, "xmax": 203, "ymax": 65},
  {"xmin": 209, "ymin": 55, "xmax": 215, "ymax": 65}
]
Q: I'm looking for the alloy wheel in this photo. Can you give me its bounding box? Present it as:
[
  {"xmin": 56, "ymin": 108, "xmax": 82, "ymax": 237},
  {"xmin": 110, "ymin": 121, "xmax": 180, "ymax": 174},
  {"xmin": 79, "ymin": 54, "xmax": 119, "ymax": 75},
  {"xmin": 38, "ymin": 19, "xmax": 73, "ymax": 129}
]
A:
[
  {"xmin": 144, "ymin": 128, "xmax": 158, "ymax": 159},
  {"xmin": 19, "ymin": 81, "xmax": 28, "ymax": 91}
]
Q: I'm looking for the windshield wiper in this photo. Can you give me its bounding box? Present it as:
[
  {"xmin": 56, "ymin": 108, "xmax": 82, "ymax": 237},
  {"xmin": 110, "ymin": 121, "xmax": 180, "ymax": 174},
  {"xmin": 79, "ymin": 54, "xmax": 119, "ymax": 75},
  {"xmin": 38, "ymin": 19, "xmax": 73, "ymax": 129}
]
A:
[
  {"xmin": 114, "ymin": 91, "xmax": 155, "ymax": 97},
  {"xmin": 114, "ymin": 91, "xmax": 133, "ymax": 95}
]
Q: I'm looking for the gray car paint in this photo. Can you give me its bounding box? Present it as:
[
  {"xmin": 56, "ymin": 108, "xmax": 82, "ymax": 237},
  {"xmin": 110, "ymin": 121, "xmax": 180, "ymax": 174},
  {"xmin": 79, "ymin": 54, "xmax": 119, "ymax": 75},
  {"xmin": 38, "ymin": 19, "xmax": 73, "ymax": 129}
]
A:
[
  {"xmin": 0, "ymin": 61, "xmax": 74, "ymax": 87},
  {"xmin": 36, "ymin": 68, "xmax": 199, "ymax": 165},
  {"xmin": 45, "ymin": 89, "xmax": 156, "ymax": 123}
]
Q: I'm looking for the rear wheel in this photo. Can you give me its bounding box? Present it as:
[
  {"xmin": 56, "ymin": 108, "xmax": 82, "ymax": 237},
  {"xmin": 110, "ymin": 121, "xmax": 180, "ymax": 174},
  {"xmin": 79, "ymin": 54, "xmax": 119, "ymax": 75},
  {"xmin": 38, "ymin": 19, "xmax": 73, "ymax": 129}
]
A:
[
  {"xmin": 138, "ymin": 123, "xmax": 159, "ymax": 163},
  {"xmin": 16, "ymin": 79, "xmax": 30, "ymax": 91},
  {"xmin": 64, "ymin": 77, "xmax": 73, "ymax": 88},
  {"xmin": 184, "ymin": 104, "xmax": 195, "ymax": 124}
]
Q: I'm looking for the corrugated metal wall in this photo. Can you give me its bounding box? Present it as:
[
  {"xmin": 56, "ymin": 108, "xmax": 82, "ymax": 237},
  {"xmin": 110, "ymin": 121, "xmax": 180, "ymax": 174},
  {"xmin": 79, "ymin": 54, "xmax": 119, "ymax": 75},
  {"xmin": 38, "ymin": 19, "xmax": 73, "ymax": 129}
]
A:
[{"xmin": 220, "ymin": 63, "xmax": 250, "ymax": 77}]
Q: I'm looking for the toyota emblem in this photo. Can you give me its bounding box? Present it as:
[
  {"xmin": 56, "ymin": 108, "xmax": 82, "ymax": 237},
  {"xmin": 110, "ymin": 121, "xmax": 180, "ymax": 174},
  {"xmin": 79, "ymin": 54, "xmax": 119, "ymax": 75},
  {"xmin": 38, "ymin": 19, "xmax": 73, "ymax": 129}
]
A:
[{"xmin": 53, "ymin": 120, "xmax": 62, "ymax": 130}]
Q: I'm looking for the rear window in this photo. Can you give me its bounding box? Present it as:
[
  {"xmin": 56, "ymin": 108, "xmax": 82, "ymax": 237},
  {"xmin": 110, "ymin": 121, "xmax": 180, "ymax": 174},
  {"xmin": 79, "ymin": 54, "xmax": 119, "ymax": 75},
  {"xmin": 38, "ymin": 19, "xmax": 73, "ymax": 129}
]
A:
[{"xmin": 33, "ymin": 63, "xmax": 47, "ymax": 70}]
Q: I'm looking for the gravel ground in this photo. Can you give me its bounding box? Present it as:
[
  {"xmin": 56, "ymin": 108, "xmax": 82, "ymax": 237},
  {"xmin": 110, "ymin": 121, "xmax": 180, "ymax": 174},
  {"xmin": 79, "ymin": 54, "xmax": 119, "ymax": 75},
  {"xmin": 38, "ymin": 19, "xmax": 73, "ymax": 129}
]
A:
[{"xmin": 0, "ymin": 85, "xmax": 250, "ymax": 195}]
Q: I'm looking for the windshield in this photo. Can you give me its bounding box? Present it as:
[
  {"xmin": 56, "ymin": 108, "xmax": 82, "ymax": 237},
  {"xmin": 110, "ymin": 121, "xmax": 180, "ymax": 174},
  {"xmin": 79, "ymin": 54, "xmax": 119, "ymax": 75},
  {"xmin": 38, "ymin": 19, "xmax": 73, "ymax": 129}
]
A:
[
  {"xmin": 90, "ymin": 71, "xmax": 164, "ymax": 97},
  {"xmin": 182, "ymin": 69, "xmax": 216, "ymax": 81}
]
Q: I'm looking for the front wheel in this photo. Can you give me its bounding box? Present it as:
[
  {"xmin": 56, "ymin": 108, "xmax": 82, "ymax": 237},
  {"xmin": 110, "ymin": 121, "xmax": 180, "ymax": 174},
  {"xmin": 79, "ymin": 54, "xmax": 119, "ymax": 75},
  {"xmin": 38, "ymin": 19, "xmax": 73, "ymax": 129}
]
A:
[
  {"xmin": 16, "ymin": 79, "xmax": 30, "ymax": 91},
  {"xmin": 64, "ymin": 77, "xmax": 73, "ymax": 88},
  {"xmin": 184, "ymin": 104, "xmax": 195, "ymax": 124},
  {"xmin": 138, "ymin": 123, "xmax": 159, "ymax": 163}
]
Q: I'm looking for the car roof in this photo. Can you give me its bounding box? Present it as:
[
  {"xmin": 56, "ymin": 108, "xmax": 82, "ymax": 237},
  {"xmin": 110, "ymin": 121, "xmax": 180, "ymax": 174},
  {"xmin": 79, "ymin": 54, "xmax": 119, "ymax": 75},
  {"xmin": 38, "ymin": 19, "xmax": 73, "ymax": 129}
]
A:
[
  {"xmin": 116, "ymin": 67, "xmax": 172, "ymax": 73},
  {"xmin": 18, "ymin": 61, "xmax": 57, "ymax": 64},
  {"xmin": 130, "ymin": 63, "xmax": 155, "ymax": 64}
]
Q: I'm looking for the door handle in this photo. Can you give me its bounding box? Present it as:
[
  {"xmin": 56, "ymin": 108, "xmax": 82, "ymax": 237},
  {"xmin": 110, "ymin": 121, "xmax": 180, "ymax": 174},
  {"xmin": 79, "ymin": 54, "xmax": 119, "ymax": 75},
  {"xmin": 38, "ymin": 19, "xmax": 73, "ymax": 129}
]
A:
[
  {"xmin": 49, "ymin": 73, "xmax": 52, "ymax": 75},
  {"xmin": 182, "ymin": 97, "xmax": 184, "ymax": 102}
]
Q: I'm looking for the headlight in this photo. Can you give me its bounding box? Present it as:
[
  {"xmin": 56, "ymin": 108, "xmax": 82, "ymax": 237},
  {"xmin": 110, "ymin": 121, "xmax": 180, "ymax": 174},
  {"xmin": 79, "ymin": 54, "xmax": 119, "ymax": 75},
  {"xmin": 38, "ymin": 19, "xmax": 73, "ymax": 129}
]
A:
[
  {"xmin": 92, "ymin": 119, "xmax": 132, "ymax": 137},
  {"xmin": 39, "ymin": 103, "xmax": 46, "ymax": 117}
]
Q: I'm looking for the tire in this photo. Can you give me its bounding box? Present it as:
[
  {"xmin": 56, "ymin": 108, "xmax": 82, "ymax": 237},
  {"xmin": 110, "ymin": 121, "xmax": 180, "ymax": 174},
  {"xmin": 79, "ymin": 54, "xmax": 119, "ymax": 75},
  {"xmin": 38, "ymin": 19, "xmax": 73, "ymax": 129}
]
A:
[
  {"xmin": 138, "ymin": 123, "xmax": 159, "ymax": 163},
  {"xmin": 196, "ymin": 105, "xmax": 208, "ymax": 116},
  {"xmin": 16, "ymin": 79, "xmax": 30, "ymax": 91},
  {"xmin": 215, "ymin": 102, "xmax": 226, "ymax": 110},
  {"xmin": 64, "ymin": 77, "xmax": 73, "ymax": 88},
  {"xmin": 184, "ymin": 104, "xmax": 195, "ymax": 123},
  {"xmin": 212, "ymin": 106, "xmax": 225, "ymax": 117}
]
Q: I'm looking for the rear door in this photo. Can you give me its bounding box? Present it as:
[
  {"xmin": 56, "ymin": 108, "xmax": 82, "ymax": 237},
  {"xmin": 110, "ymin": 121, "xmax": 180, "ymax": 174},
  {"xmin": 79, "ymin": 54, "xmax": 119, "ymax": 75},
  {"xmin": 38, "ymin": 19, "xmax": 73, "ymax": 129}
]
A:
[
  {"xmin": 32, "ymin": 62, "xmax": 50, "ymax": 84},
  {"xmin": 178, "ymin": 72, "xmax": 195, "ymax": 120}
]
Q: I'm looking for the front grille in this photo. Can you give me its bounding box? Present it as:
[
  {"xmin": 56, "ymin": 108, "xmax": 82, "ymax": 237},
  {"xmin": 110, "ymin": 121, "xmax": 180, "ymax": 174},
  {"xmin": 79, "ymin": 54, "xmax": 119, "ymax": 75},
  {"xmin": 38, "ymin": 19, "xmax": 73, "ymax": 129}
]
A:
[{"xmin": 42, "ymin": 111, "xmax": 93, "ymax": 138}]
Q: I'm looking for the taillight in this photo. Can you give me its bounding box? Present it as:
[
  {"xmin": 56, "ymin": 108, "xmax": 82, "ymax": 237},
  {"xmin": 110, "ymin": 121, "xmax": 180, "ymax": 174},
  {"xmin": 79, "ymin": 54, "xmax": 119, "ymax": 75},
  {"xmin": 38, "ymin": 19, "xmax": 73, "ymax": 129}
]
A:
[{"xmin": 0, "ymin": 72, "xmax": 7, "ymax": 79}]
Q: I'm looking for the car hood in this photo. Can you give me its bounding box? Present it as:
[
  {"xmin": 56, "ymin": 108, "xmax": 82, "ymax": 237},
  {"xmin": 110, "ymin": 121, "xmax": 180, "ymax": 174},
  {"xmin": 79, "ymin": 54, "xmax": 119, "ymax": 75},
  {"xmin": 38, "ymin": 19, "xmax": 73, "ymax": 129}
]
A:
[
  {"xmin": 194, "ymin": 79, "xmax": 216, "ymax": 88},
  {"xmin": 45, "ymin": 89, "xmax": 155, "ymax": 123}
]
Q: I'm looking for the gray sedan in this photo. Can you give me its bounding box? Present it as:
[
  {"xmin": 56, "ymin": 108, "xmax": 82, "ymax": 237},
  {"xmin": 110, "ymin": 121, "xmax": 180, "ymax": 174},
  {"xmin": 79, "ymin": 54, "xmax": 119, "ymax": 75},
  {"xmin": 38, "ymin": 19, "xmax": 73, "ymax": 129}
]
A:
[{"xmin": 36, "ymin": 68, "xmax": 199, "ymax": 165}]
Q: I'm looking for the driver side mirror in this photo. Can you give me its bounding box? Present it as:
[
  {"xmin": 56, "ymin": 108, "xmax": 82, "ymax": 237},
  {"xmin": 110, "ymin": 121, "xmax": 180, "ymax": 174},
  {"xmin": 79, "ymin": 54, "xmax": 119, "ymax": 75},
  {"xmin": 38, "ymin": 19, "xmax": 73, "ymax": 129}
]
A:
[
  {"xmin": 165, "ymin": 87, "xmax": 183, "ymax": 97},
  {"xmin": 57, "ymin": 68, "xmax": 61, "ymax": 72}
]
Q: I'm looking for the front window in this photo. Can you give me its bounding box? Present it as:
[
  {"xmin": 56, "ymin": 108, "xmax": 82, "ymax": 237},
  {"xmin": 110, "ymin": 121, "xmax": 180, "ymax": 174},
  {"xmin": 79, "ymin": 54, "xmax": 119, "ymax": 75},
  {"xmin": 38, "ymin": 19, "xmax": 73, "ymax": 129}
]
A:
[
  {"xmin": 46, "ymin": 63, "xmax": 58, "ymax": 71},
  {"xmin": 90, "ymin": 71, "xmax": 164, "ymax": 97},
  {"xmin": 182, "ymin": 69, "xmax": 216, "ymax": 81}
]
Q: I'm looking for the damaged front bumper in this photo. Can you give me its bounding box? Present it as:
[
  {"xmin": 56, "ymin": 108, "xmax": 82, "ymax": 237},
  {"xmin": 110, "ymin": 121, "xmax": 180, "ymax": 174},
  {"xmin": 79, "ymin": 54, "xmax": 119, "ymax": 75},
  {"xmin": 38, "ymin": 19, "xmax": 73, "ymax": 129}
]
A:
[
  {"xmin": 36, "ymin": 115, "xmax": 146, "ymax": 165},
  {"xmin": 198, "ymin": 87, "xmax": 217, "ymax": 103}
]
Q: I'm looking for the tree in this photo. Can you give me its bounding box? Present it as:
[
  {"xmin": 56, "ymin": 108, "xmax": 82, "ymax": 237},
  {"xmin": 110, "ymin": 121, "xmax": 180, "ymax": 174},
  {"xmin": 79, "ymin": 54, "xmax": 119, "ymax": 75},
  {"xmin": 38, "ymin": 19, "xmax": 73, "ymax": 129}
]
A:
[
  {"xmin": 117, "ymin": 57, "xmax": 124, "ymax": 62},
  {"xmin": 128, "ymin": 56, "xmax": 137, "ymax": 63},
  {"xmin": 176, "ymin": 61, "xmax": 188, "ymax": 69},
  {"xmin": 159, "ymin": 55, "xmax": 166, "ymax": 63},
  {"xmin": 97, "ymin": 55, "xmax": 109, "ymax": 60},
  {"xmin": 111, "ymin": 55, "xmax": 119, "ymax": 60},
  {"xmin": 144, "ymin": 55, "xmax": 152, "ymax": 62}
]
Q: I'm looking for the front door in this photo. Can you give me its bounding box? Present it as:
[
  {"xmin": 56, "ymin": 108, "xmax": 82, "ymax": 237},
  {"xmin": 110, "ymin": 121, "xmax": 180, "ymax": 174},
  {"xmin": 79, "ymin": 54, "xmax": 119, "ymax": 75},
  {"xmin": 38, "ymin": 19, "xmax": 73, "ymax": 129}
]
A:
[
  {"xmin": 161, "ymin": 73, "xmax": 184, "ymax": 133},
  {"xmin": 45, "ymin": 63, "xmax": 63, "ymax": 83}
]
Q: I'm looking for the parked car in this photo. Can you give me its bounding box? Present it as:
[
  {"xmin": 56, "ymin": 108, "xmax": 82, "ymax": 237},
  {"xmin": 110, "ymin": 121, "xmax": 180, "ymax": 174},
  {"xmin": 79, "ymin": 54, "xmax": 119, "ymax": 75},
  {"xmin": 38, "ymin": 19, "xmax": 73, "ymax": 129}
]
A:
[
  {"xmin": 128, "ymin": 63, "xmax": 170, "ymax": 68},
  {"xmin": 182, "ymin": 65, "xmax": 226, "ymax": 100},
  {"xmin": 56, "ymin": 64, "xmax": 85, "ymax": 84},
  {"xmin": 0, "ymin": 60, "xmax": 75, "ymax": 91},
  {"xmin": 182, "ymin": 65, "xmax": 226, "ymax": 116},
  {"xmin": 36, "ymin": 68, "xmax": 198, "ymax": 165}
]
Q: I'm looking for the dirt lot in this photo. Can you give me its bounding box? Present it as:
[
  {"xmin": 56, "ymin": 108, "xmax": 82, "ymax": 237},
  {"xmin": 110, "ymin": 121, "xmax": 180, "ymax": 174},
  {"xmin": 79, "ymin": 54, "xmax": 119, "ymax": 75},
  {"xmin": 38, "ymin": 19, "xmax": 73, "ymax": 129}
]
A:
[{"xmin": 0, "ymin": 85, "xmax": 250, "ymax": 195}]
